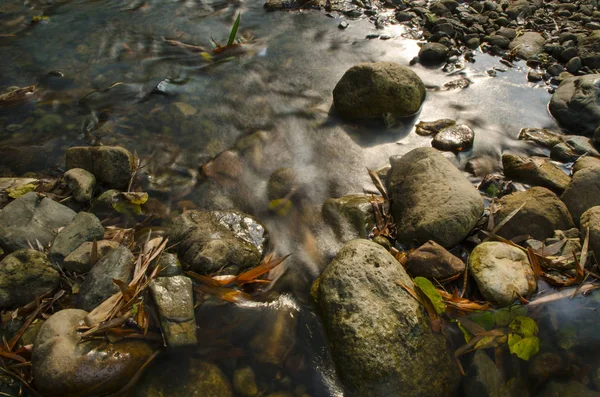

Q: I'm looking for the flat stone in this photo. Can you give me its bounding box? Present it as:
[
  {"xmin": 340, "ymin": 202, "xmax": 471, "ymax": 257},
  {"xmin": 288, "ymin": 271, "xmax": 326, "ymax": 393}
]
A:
[
  {"xmin": 502, "ymin": 153, "xmax": 571, "ymax": 194},
  {"xmin": 518, "ymin": 128, "xmax": 564, "ymax": 148},
  {"xmin": 470, "ymin": 242, "xmax": 536, "ymax": 306},
  {"xmin": 509, "ymin": 32, "xmax": 545, "ymax": 59},
  {"xmin": 63, "ymin": 240, "xmax": 120, "ymax": 273},
  {"xmin": 494, "ymin": 187, "xmax": 575, "ymax": 241},
  {"xmin": 0, "ymin": 249, "xmax": 59, "ymax": 309},
  {"xmin": 78, "ymin": 246, "xmax": 135, "ymax": 311},
  {"xmin": 0, "ymin": 192, "xmax": 76, "ymax": 252},
  {"xmin": 149, "ymin": 276, "xmax": 197, "ymax": 347},
  {"xmin": 388, "ymin": 147, "xmax": 484, "ymax": 248},
  {"xmin": 406, "ymin": 240, "xmax": 465, "ymax": 279},
  {"xmin": 50, "ymin": 212, "xmax": 104, "ymax": 263},
  {"xmin": 66, "ymin": 146, "xmax": 134, "ymax": 190}
]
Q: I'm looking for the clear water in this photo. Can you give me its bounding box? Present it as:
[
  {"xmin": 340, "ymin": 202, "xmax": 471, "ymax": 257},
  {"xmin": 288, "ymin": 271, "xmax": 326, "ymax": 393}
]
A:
[{"xmin": 2, "ymin": 0, "xmax": 587, "ymax": 395}]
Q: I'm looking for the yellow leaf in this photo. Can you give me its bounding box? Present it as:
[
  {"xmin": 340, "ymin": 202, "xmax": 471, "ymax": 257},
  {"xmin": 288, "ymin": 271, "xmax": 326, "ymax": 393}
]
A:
[
  {"xmin": 6, "ymin": 183, "xmax": 37, "ymax": 198},
  {"xmin": 122, "ymin": 192, "xmax": 148, "ymax": 205}
]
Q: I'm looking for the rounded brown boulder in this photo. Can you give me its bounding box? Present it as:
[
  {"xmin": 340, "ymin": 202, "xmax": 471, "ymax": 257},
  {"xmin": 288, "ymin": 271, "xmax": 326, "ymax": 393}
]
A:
[
  {"xmin": 333, "ymin": 62, "xmax": 426, "ymax": 120},
  {"xmin": 32, "ymin": 309, "xmax": 155, "ymax": 397}
]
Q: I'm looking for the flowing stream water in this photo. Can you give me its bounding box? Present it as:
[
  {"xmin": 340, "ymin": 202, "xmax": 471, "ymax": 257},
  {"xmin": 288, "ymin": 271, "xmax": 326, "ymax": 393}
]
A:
[{"xmin": 2, "ymin": 0, "xmax": 594, "ymax": 395}]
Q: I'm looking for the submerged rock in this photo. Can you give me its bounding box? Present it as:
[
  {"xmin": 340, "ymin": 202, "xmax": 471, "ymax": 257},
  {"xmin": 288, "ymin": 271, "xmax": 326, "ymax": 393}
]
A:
[
  {"xmin": 494, "ymin": 187, "xmax": 574, "ymax": 241},
  {"xmin": 63, "ymin": 168, "xmax": 96, "ymax": 203},
  {"xmin": 167, "ymin": 210, "xmax": 267, "ymax": 275},
  {"xmin": 233, "ymin": 366, "xmax": 258, "ymax": 397},
  {"xmin": 463, "ymin": 350, "xmax": 510, "ymax": 397},
  {"xmin": 32, "ymin": 309, "xmax": 154, "ymax": 397},
  {"xmin": 322, "ymin": 194, "xmax": 376, "ymax": 241},
  {"xmin": 388, "ymin": 147, "xmax": 483, "ymax": 248},
  {"xmin": 580, "ymin": 206, "xmax": 600, "ymax": 260},
  {"xmin": 0, "ymin": 249, "xmax": 59, "ymax": 308},
  {"xmin": 0, "ymin": 192, "xmax": 76, "ymax": 252},
  {"xmin": 267, "ymin": 167, "xmax": 297, "ymax": 200},
  {"xmin": 470, "ymin": 242, "xmax": 536, "ymax": 306},
  {"xmin": 63, "ymin": 240, "xmax": 120, "ymax": 273},
  {"xmin": 50, "ymin": 212, "xmax": 104, "ymax": 263},
  {"xmin": 502, "ymin": 153, "xmax": 570, "ymax": 194},
  {"xmin": 549, "ymin": 74, "xmax": 600, "ymax": 136},
  {"xmin": 66, "ymin": 146, "xmax": 134, "ymax": 190},
  {"xmin": 537, "ymin": 380, "xmax": 600, "ymax": 397},
  {"xmin": 509, "ymin": 32, "xmax": 545, "ymax": 59},
  {"xmin": 332, "ymin": 62, "xmax": 426, "ymax": 120},
  {"xmin": 78, "ymin": 246, "xmax": 135, "ymax": 311},
  {"xmin": 405, "ymin": 240, "xmax": 465, "ymax": 280},
  {"xmin": 149, "ymin": 276, "xmax": 197, "ymax": 347},
  {"xmin": 431, "ymin": 124, "xmax": 475, "ymax": 152},
  {"xmin": 315, "ymin": 239, "xmax": 460, "ymax": 397},
  {"xmin": 415, "ymin": 119, "xmax": 456, "ymax": 136},
  {"xmin": 561, "ymin": 167, "xmax": 600, "ymax": 224}
]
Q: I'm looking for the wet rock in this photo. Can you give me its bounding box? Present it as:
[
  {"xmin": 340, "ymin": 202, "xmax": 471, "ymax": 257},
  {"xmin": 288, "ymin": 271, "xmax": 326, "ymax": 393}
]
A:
[
  {"xmin": 63, "ymin": 240, "xmax": 120, "ymax": 273},
  {"xmin": 167, "ymin": 210, "xmax": 267, "ymax": 275},
  {"xmin": 78, "ymin": 246, "xmax": 135, "ymax": 311},
  {"xmin": 470, "ymin": 242, "xmax": 536, "ymax": 306},
  {"xmin": 573, "ymin": 156, "xmax": 600, "ymax": 174},
  {"xmin": 478, "ymin": 174, "xmax": 517, "ymax": 198},
  {"xmin": 551, "ymin": 136, "xmax": 600, "ymax": 163},
  {"xmin": 0, "ymin": 192, "xmax": 76, "ymax": 252},
  {"xmin": 315, "ymin": 240, "xmax": 460, "ymax": 397},
  {"xmin": 419, "ymin": 42, "xmax": 449, "ymax": 65},
  {"xmin": 415, "ymin": 119, "xmax": 456, "ymax": 136},
  {"xmin": 550, "ymin": 143, "xmax": 580, "ymax": 162},
  {"xmin": 149, "ymin": 276, "xmax": 196, "ymax": 347},
  {"xmin": 151, "ymin": 252, "xmax": 183, "ymax": 277},
  {"xmin": 566, "ymin": 57, "xmax": 583, "ymax": 74},
  {"xmin": 32, "ymin": 309, "xmax": 154, "ymax": 397},
  {"xmin": 494, "ymin": 187, "xmax": 575, "ymax": 240},
  {"xmin": 64, "ymin": 168, "xmax": 96, "ymax": 203},
  {"xmin": 580, "ymin": 206, "xmax": 600, "ymax": 260},
  {"xmin": 463, "ymin": 350, "xmax": 510, "ymax": 397},
  {"xmin": 50, "ymin": 212, "xmax": 104, "ymax": 263},
  {"xmin": 518, "ymin": 128, "xmax": 564, "ymax": 148},
  {"xmin": 537, "ymin": 381, "xmax": 600, "ymax": 397},
  {"xmin": 388, "ymin": 147, "xmax": 484, "ymax": 248},
  {"xmin": 578, "ymin": 30, "xmax": 600, "ymax": 69},
  {"xmin": 233, "ymin": 366, "xmax": 258, "ymax": 397},
  {"xmin": 487, "ymin": 35, "xmax": 511, "ymax": 49},
  {"xmin": 549, "ymin": 74, "xmax": 600, "ymax": 136},
  {"xmin": 431, "ymin": 124, "xmax": 475, "ymax": 152},
  {"xmin": 496, "ymin": 27, "xmax": 517, "ymax": 40},
  {"xmin": 561, "ymin": 167, "xmax": 600, "ymax": 224},
  {"xmin": 527, "ymin": 70, "xmax": 545, "ymax": 82},
  {"xmin": 509, "ymin": 32, "xmax": 545, "ymax": 59},
  {"xmin": 66, "ymin": 146, "xmax": 134, "ymax": 190},
  {"xmin": 137, "ymin": 357, "xmax": 233, "ymax": 397},
  {"xmin": 0, "ymin": 249, "xmax": 59, "ymax": 308},
  {"xmin": 405, "ymin": 240, "xmax": 465, "ymax": 279},
  {"xmin": 267, "ymin": 167, "xmax": 296, "ymax": 200},
  {"xmin": 264, "ymin": 0, "xmax": 314, "ymax": 10},
  {"xmin": 322, "ymin": 194, "xmax": 376, "ymax": 241},
  {"xmin": 501, "ymin": 153, "xmax": 570, "ymax": 194},
  {"xmin": 332, "ymin": 62, "xmax": 426, "ymax": 120},
  {"xmin": 506, "ymin": 0, "xmax": 537, "ymax": 20}
]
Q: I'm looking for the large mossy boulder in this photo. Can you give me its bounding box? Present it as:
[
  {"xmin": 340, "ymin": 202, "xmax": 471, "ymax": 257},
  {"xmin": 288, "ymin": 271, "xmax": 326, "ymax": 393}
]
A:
[
  {"xmin": 387, "ymin": 147, "xmax": 483, "ymax": 248},
  {"xmin": 0, "ymin": 192, "xmax": 76, "ymax": 252},
  {"xmin": 561, "ymin": 167, "xmax": 600, "ymax": 225},
  {"xmin": 32, "ymin": 309, "xmax": 155, "ymax": 397},
  {"xmin": 333, "ymin": 62, "xmax": 426, "ymax": 120},
  {"xmin": 167, "ymin": 210, "xmax": 267, "ymax": 275},
  {"xmin": 549, "ymin": 74, "xmax": 600, "ymax": 136},
  {"xmin": 494, "ymin": 187, "xmax": 574, "ymax": 241},
  {"xmin": 315, "ymin": 239, "xmax": 460, "ymax": 397}
]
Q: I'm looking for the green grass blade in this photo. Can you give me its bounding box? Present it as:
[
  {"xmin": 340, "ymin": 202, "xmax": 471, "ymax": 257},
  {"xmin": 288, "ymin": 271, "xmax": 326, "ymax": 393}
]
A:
[{"xmin": 227, "ymin": 13, "xmax": 241, "ymax": 47}]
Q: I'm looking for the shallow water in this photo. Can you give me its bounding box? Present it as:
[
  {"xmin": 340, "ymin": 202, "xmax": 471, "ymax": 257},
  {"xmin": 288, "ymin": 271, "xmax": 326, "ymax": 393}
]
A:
[{"xmin": 0, "ymin": 0, "xmax": 588, "ymax": 395}]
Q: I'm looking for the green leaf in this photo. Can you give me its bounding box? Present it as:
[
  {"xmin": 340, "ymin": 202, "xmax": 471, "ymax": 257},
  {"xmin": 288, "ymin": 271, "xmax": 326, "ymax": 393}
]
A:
[
  {"xmin": 457, "ymin": 321, "xmax": 473, "ymax": 343},
  {"xmin": 469, "ymin": 311, "xmax": 495, "ymax": 331},
  {"xmin": 509, "ymin": 316, "xmax": 538, "ymax": 338},
  {"xmin": 112, "ymin": 201, "xmax": 142, "ymax": 216},
  {"xmin": 227, "ymin": 13, "xmax": 241, "ymax": 47},
  {"xmin": 494, "ymin": 305, "xmax": 528, "ymax": 327},
  {"xmin": 508, "ymin": 334, "xmax": 539, "ymax": 361},
  {"xmin": 6, "ymin": 183, "xmax": 37, "ymax": 198},
  {"xmin": 413, "ymin": 277, "xmax": 445, "ymax": 314}
]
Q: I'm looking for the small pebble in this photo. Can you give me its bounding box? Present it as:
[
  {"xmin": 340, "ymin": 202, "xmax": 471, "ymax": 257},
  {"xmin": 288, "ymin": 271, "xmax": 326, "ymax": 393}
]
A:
[{"xmin": 338, "ymin": 21, "xmax": 349, "ymax": 29}]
